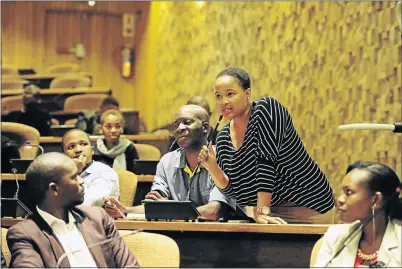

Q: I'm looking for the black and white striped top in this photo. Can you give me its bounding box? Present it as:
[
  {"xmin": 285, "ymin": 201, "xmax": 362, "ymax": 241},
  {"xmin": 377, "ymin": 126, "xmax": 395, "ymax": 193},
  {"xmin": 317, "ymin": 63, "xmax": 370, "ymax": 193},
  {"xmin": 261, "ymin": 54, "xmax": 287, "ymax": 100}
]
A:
[{"xmin": 216, "ymin": 97, "xmax": 335, "ymax": 213}]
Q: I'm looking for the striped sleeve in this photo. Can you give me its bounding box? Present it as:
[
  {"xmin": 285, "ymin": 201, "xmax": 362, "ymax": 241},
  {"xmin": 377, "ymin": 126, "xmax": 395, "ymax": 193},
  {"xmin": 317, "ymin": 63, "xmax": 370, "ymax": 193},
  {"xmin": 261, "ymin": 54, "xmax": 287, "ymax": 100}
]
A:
[
  {"xmin": 254, "ymin": 97, "xmax": 288, "ymax": 193},
  {"xmin": 215, "ymin": 131, "xmax": 235, "ymax": 196}
]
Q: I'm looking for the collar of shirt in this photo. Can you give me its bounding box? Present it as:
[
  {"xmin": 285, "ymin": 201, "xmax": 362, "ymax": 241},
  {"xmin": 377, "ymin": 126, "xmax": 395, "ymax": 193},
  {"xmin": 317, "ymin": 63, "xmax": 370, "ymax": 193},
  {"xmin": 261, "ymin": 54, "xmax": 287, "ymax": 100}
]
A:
[
  {"xmin": 80, "ymin": 160, "xmax": 96, "ymax": 177},
  {"xmin": 183, "ymin": 163, "xmax": 201, "ymax": 178},
  {"xmin": 36, "ymin": 206, "xmax": 76, "ymax": 232},
  {"xmin": 174, "ymin": 148, "xmax": 203, "ymax": 177}
]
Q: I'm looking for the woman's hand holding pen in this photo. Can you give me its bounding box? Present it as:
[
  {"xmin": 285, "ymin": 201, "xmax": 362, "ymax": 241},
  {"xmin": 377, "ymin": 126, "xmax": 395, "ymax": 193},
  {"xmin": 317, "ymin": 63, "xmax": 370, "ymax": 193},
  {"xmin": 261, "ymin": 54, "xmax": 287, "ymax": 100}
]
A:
[
  {"xmin": 198, "ymin": 144, "xmax": 219, "ymax": 172},
  {"xmin": 198, "ymin": 144, "xmax": 230, "ymax": 190}
]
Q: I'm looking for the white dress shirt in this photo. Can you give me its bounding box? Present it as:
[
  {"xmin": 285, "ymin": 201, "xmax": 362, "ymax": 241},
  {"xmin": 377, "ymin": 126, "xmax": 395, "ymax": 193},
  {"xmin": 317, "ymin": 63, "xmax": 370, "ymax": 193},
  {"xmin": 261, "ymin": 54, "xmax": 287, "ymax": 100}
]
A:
[
  {"xmin": 36, "ymin": 206, "xmax": 98, "ymax": 268},
  {"xmin": 80, "ymin": 161, "xmax": 120, "ymax": 206}
]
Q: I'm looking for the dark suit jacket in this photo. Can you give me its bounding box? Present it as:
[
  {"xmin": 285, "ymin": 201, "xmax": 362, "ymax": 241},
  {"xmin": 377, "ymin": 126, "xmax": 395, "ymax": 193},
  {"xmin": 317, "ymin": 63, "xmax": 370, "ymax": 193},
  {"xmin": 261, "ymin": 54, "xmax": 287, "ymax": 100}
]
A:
[{"xmin": 6, "ymin": 205, "xmax": 139, "ymax": 268}]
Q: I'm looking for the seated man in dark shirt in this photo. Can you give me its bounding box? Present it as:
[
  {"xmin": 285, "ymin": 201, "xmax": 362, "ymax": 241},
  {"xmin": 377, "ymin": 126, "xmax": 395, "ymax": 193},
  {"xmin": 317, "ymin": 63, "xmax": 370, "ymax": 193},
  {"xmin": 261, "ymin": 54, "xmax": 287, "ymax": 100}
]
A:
[{"xmin": 5, "ymin": 85, "xmax": 52, "ymax": 136}]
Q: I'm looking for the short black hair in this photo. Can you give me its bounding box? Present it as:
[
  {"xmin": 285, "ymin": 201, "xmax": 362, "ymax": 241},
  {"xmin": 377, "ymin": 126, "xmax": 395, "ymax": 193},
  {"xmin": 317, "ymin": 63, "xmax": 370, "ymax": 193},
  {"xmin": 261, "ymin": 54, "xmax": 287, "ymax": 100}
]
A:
[
  {"xmin": 61, "ymin": 129, "xmax": 91, "ymax": 152},
  {"xmin": 26, "ymin": 152, "xmax": 72, "ymax": 205},
  {"xmin": 101, "ymin": 96, "xmax": 119, "ymax": 108},
  {"xmin": 216, "ymin": 67, "xmax": 251, "ymax": 90},
  {"xmin": 346, "ymin": 160, "xmax": 402, "ymax": 219}
]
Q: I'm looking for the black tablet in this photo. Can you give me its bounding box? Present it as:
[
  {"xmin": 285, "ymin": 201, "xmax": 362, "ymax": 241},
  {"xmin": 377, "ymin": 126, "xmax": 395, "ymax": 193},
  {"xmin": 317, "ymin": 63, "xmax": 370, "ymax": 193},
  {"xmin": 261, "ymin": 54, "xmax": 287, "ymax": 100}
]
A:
[
  {"xmin": 142, "ymin": 200, "xmax": 200, "ymax": 221},
  {"xmin": 1, "ymin": 198, "xmax": 19, "ymax": 218},
  {"xmin": 132, "ymin": 160, "xmax": 159, "ymax": 175},
  {"xmin": 10, "ymin": 159, "xmax": 34, "ymax": 174}
]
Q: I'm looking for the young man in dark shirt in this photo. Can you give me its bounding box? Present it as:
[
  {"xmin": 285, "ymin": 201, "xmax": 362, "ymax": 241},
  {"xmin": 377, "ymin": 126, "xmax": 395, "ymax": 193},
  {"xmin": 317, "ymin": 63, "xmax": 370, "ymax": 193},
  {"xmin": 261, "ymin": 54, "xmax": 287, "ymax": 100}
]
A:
[{"xmin": 5, "ymin": 85, "xmax": 52, "ymax": 136}]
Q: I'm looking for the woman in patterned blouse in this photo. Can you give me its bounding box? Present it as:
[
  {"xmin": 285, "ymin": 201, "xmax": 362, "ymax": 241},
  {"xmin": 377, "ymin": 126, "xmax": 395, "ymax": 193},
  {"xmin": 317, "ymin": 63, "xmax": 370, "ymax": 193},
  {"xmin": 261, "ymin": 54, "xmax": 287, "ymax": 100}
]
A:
[{"xmin": 198, "ymin": 67, "xmax": 335, "ymax": 224}]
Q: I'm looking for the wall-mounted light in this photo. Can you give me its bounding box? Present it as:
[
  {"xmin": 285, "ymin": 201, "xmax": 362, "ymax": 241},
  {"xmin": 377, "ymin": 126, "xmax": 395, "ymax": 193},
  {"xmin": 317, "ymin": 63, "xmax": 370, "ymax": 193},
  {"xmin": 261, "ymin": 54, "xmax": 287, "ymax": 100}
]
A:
[
  {"xmin": 88, "ymin": 1, "xmax": 96, "ymax": 7},
  {"xmin": 196, "ymin": 1, "xmax": 205, "ymax": 8}
]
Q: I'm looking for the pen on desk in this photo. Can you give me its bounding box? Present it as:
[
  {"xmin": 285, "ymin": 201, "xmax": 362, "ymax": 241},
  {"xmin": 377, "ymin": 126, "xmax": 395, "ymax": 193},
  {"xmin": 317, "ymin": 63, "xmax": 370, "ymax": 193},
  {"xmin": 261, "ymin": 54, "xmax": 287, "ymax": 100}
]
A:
[{"xmin": 190, "ymin": 115, "xmax": 223, "ymax": 181}]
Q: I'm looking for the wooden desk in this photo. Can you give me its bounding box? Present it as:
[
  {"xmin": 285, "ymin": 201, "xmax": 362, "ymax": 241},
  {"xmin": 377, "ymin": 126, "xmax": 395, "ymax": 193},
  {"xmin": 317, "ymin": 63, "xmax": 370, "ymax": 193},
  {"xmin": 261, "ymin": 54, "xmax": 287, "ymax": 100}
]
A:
[
  {"xmin": 1, "ymin": 87, "xmax": 111, "ymax": 97},
  {"xmin": 39, "ymin": 134, "xmax": 170, "ymax": 156},
  {"xmin": 1, "ymin": 173, "xmax": 154, "ymax": 183},
  {"xmin": 1, "ymin": 218, "xmax": 329, "ymax": 267},
  {"xmin": 18, "ymin": 72, "xmax": 91, "ymax": 80},
  {"xmin": 3, "ymin": 72, "xmax": 92, "ymax": 89},
  {"xmin": 1, "ymin": 88, "xmax": 112, "ymax": 111}
]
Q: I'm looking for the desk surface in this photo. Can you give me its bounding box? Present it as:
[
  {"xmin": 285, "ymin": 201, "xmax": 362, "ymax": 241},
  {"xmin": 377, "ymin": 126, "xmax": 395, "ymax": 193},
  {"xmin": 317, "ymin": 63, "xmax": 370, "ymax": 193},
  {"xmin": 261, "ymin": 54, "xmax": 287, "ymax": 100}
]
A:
[
  {"xmin": 0, "ymin": 218, "xmax": 327, "ymax": 267},
  {"xmin": 2, "ymin": 72, "xmax": 91, "ymax": 80},
  {"xmin": 39, "ymin": 134, "xmax": 170, "ymax": 143},
  {"xmin": 115, "ymin": 220, "xmax": 330, "ymax": 234},
  {"xmin": 1, "ymin": 87, "xmax": 111, "ymax": 97},
  {"xmin": 1, "ymin": 218, "xmax": 329, "ymax": 234},
  {"xmin": 1, "ymin": 173, "xmax": 154, "ymax": 183}
]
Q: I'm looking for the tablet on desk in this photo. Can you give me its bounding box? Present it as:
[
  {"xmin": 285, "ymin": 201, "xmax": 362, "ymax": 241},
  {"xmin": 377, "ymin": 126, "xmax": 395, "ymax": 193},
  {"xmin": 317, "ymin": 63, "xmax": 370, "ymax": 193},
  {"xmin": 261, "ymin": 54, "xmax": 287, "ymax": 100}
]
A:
[
  {"xmin": 142, "ymin": 200, "xmax": 200, "ymax": 221},
  {"xmin": 1, "ymin": 198, "xmax": 19, "ymax": 218},
  {"xmin": 132, "ymin": 160, "xmax": 159, "ymax": 175},
  {"xmin": 10, "ymin": 159, "xmax": 34, "ymax": 174}
]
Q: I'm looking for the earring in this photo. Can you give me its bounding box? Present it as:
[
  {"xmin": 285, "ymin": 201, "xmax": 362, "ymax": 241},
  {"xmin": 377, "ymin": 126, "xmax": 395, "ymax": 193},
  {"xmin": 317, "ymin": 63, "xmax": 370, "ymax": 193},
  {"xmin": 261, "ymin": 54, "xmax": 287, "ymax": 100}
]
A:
[{"xmin": 371, "ymin": 205, "xmax": 376, "ymax": 241}]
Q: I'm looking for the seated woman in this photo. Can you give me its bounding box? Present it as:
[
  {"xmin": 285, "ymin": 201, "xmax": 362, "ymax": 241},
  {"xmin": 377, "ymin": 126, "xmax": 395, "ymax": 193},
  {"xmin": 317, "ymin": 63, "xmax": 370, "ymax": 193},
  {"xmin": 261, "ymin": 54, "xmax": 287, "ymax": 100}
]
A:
[
  {"xmin": 93, "ymin": 109, "xmax": 138, "ymax": 171},
  {"xmin": 315, "ymin": 161, "xmax": 402, "ymax": 268}
]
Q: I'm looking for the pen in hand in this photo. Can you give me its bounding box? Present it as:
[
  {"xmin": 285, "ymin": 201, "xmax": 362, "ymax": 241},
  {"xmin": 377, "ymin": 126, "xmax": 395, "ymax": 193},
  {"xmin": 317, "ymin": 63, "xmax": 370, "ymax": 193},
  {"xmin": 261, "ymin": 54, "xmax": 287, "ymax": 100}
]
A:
[
  {"xmin": 105, "ymin": 200, "xmax": 127, "ymax": 219},
  {"xmin": 190, "ymin": 115, "xmax": 223, "ymax": 181}
]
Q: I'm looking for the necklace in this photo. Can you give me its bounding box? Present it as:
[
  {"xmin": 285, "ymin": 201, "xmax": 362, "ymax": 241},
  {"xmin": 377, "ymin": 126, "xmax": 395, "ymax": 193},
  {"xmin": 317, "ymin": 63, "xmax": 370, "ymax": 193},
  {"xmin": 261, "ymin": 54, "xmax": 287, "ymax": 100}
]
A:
[{"xmin": 357, "ymin": 249, "xmax": 379, "ymax": 260}]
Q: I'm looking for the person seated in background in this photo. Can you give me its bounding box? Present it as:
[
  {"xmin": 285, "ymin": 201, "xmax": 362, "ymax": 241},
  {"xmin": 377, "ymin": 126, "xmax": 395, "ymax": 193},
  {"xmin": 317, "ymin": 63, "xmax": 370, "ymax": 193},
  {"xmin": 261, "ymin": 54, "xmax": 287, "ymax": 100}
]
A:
[
  {"xmin": 62, "ymin": 129, "xmax": 119, "ymax": 206},
  {"xmin": 167, "ymin": 96, "xmax": 219, "ymax": 152},
  {"xmin": 315, "ymin": 161, "xmax": 401, "ymax": 268},
  {"xmin": 6, "ymin": 152, "xmax": 139, "ymax": 268},
  {"xmin": 105, "ymin": 105, "xmax": 236, "ymax": 220},
  {"xmin": 93, "ymin": 109, "xmax": 139, "ymax": 171},
  {"xmin": 75, "ymin": 96, "xmax": 134, "ymax": 135},
  {"xmin": 5, "ymin": 85, "xmax": 52, "ymax": 136}
]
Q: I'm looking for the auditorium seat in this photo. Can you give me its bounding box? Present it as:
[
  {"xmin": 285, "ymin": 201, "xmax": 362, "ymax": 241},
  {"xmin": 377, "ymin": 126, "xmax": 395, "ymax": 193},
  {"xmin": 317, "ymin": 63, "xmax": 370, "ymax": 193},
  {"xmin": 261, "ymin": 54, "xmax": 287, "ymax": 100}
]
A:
[
  {"xmin": 134, "ymin": 144, "xmax": 161, "ymax": 160},
  {"xmin": 49, "ymin": 75, "xmax": 91, "ymax": 89},
  {"xmin": 63, "ymin": 94, "xmax": 108, "ymax": 111},
  {"xmin": 2, "ymin": 79, "xmax": 29, "ymax": 90},
  {"xmin": 310, "ymin": 237, "xmax": 323, "ymax": 267},
  {"xmin": 114, "ymin": 168, "xmax": 138, "ymax": 207},
  {"xmin": 118, "ymin": 230, "xmax": 180, "ymax": 267},
  {"xmin": 65, "ymin": 118, "xmax": 78, "ymax": 125},
  {"xmin": 1, "ymin": 65, "xmax": 18, "ymax": 76},
  {"xmin": 1, "ymin": 228, "xmax": 11, "ymax": 266},
  {"xmin": 1, "ymin": 122, "xmax": 41, "ymax": 159},
  {"xmin": 45, "ymin": 63, "xmax": 80, "ymax": 74},
  {"xmin": 1, "ymin": 95, "xmax": 23, "ymax": 112}
]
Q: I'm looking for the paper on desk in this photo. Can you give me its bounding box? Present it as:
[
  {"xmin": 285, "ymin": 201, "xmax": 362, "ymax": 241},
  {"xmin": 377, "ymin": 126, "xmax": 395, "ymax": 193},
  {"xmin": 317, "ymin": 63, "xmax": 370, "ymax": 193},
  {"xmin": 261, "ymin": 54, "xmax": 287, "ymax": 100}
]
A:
[{"xmin": 126, "ymin": 213, "xmax": 146, "ymax": 220}]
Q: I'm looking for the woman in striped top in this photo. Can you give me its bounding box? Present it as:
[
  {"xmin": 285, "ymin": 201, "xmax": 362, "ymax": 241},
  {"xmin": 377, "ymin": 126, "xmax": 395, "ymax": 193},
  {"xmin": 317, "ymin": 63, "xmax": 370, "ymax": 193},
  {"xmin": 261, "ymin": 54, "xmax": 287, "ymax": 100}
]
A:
[{"xmin": 198, "ymin": 67, "xmax": 335, "ymax": 224}]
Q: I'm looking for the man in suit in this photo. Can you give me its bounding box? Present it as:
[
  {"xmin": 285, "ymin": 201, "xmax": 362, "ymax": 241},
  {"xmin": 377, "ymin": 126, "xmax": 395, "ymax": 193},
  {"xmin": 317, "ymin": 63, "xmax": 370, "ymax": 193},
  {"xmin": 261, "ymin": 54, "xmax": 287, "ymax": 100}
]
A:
[{"xmin": 6, "ymin": 152, "xmax": 139, "ymax": 268}]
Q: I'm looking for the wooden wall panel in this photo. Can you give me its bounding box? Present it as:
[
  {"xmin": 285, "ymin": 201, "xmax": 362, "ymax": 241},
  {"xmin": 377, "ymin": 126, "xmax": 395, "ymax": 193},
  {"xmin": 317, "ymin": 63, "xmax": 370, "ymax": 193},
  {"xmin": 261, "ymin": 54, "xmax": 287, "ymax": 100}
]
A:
[
  {"xmin": 152, "ymin": 2, "xmax": 402, "ymax": 199},
  {"xmin": 1, "ymin": 1, "xmax": 155, "ymax": 130}
]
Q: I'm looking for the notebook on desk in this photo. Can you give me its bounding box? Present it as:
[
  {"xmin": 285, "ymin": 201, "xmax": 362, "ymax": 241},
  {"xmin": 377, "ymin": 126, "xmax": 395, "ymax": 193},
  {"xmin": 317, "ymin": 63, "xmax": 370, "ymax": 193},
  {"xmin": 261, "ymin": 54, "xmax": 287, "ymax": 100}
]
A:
[
  {"xmin": 142, "ymin": 200, "xmax": 200, "ymax": 221},
  {"xmin": 10, "ymin": 159, "xmax": 34, "ymax": 174}
]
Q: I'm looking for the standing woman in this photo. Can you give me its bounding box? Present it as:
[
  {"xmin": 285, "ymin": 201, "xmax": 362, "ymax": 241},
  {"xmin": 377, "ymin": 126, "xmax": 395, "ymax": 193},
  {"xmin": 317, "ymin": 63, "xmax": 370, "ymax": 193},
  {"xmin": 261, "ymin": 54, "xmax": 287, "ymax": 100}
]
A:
[{"xmin": 198, "ymin": 67, "xmax": 335, "ymax": 224}]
